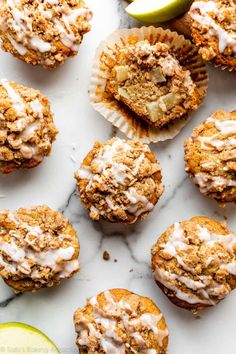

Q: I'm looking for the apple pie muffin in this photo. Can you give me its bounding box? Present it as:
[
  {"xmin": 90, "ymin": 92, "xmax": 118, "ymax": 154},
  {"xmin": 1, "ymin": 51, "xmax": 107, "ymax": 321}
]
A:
[
  {"xmin": 74, "ymin": 288, "xmax": 169, "ymax": 354},
  {"xmin": 75, "ymin": 137, "xmax": 164, "ymax": 224},
  {"xmin": 0, "ymin": 205, "xmax": 80, "ymax": 292},
  {"xmin": 0, "ymin": 0, "xmax": 92, "ymax": 69},
  {"xmin": 184, "ymin": 110, "xmax": 236, "ymax": 204},
  {"xmin": 0, "ymin": 79, "xmax": 57, "ymax": 174},
  {"xmin": 151, "ymin": 216, "xmax": 236, "ymax": 313},
  {"xmin": 106, "ymin": 40, "xmax": 202, "ymax": 128},
  {"xmin": 190, "ymin": 0, "xmax": 236, "ymax": 70}
]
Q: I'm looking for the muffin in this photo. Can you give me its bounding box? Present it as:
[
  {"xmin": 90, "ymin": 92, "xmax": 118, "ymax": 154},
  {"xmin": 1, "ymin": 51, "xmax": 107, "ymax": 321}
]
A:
[
  {"xmin": 0, "ymin": 0, "xmax": 92, "ymax": 69},
  {"xmin": 106, "ymin": 40, "xmax": 201, "ymax": 129},
  {"xmin": 0, "ymin": 205, "xmax": 80, "ymax": 292},
  {"xmin": 151, "ymin": 216, "xmax": 236, "ymax": 312},
  {"xmin": 184, "ymin": 110, "xmax": 236, "ymax": 204},
  {"xmin": 190, "ymin": 0, "xmax": 236, "ymax": 70},
  {"xmin": 90, "ymin": 26, "xmax": 208, "ymax": 143},
  {"xmin": 74, "ymin": 288, "xmax": 169, "ymax": 354},
  {"xmin": 0, "ymin": 79, "xmax": 57, "ymax": 174},
  {"xmin": 75, "ymin": 137, "xmax": 164, "ymax": 224}
]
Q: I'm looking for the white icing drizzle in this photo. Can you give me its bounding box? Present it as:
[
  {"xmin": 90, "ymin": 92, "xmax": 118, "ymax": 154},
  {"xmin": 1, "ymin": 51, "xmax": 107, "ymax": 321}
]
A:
[
  {"xmin": 154, "ymin": 268, "xmax": 216, "ymax": 305},
  {"xmin": 197, "ymin": 225, "xmax": 236, "ymax": 253},
  {"xmin": 92, "ymin": 139, "xmax": 132, "ymax": 175},
  {"xmin": 30, "ymin": 37, "xmax": 51, "ymax": 53},
  {"xmin": 2, "ymin": 0, "xmax": 92, "ymax": 57},
  {"xmin": 29, "ymin": 99, "xmax": 43, "ymax": 118},
  {"xmin": 76, "ymin": 290, "xmax": 168, "ymax": 353},
  {"xmin": 7, "ymin": 34, "xmax": 27, "ymax": 55},
  {"xmin": 0, "ymin": 211, "xmax": 79, "ymax": 279},
  {"xmin": 194, "ymin": 173, "xmax": 236, "ymax": 193},
  {"xmin": 105, "ymin": 196, "xmax": 116, "ymax": 211},
  {"xmin": 57, "ymin": 7, "xmax": 91, "ymax": 51},
  {"xmin": 190, "ymin": 1, "xmax": 236, "ymax": 54},
  {"xmin": 90, "ymin": 205, "xmax": 100, "ymax": 218},
  {"xmin": 77, "ymin": 166, "xmax": 92, "ymax": 179},
  {"xmin": 221, "ymin": 262, "xmax": 236, "ymax": 275},
  {"xmin": 5, "ymin": 0, "xmax": 52, "ymax": 53},
  {"xmin": 133, "ymin": 153, "xmax": 145, "ymax": 175},
  {"xmin": 125, "ymin": 187, "xmax": 154, "ymax": 217},
  {"xmin": 154, "ymin": 222, "xmax": 236, "ymax": 305},
  {"xmin": 0, "ymin": 79, "xmax": 46, "ymax": 159},
  {"xmin": 198, "ymin": 137, "xmax": 236, "ymax": 151},
  {"xmin": 214, "ymin": 119, "xmax": 236, "ymax": 135},
  {"xmin": 77, "ymin": 138, "xmax": 155, "ymax": 218},
  {"xmin": 198, "ymin": 117, "xmax": 236, "ymax": 151},
  {"xmin": 161, "ymin": 223, "xmax": 193, "ymax": 272},
  {"xmin": 0, "ymin": 78, "xmax": 25, "ymax": 117}
]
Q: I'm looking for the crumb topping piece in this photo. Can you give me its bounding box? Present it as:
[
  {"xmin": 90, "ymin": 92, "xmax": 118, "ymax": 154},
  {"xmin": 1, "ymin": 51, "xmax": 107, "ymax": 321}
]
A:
[
  {"xmin": 75, "ymin": 138, "xmax": 164, "ymax": 224},
  {"xmin": 74, "ymin": 289, "xmax": 169, "ymax": 354},
  {"xmin": 0, "ymin": 206, "xmax": 80, "ymax": 292},
  {"xmin": 0, "ymin": 0, "xmax": 92, "ymax": 68},
  {"xmin": 106, "ymin": 40, "xmax": 201, "ymax": 128},
  {"xmin": 184, "ymin": 110, "xmax": 236, "ymax": 203},
  {"xmin": 0, "ymin": 79, "xmax": 57, "ymax": 174},
  {"xmin": 152, "ymin": 217, "xmax": 236, "ymax": 311}
]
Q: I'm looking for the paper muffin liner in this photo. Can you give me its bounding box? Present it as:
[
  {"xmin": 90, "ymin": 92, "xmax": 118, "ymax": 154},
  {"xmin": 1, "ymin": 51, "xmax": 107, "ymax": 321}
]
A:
[{"xmin": 89, "ymin": 26, "xmax": 208, "ymax": 143}]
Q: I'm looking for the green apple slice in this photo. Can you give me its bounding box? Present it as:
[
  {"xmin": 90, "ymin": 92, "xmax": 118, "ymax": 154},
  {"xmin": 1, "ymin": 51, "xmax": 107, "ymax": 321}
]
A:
[
  {"xmin": 0, "ymin": 322, "xmax": 59, "ymax": 353},
  {"xmin": 126, "ymin": 0, "xmax": 193, "ymax": 23}
]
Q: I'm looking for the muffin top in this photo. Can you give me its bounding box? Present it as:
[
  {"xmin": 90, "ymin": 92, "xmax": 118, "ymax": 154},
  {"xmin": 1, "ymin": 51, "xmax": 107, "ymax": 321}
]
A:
[
  {"xmin": 106, "ymin": 40, "xmax": 201, "ymax": 128},
  {"xmin": 0, "ymin": 0, "xmax": 92, "ymax": 68},
  {"xmin": 75, "ymin": 137, "xmax": 164, "ymax": 224},
  {"xmin": 184, "ymin": 110, "xmax": 236, "ymax": 203},
  {"xmin": 74, "ymin": 288, "xmax": 169, "ymax": 354},
  {"xmin": 0, "ymin": 79, "xmax": 57, "ymax": 174},
  {"xmin": 152, "ymin": 216, "xmax": 236, "ymax": 312},
  {"xmin": 190, "ymin": 0, "xmax": 236, "ymax": 70},
  {"xmin": 0, "ymin": 205, "xmax": 80, "ymax": 292}
]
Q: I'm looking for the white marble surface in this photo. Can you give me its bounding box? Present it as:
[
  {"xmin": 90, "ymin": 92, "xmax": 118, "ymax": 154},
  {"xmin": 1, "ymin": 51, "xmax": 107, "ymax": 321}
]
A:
[{"xmin": 0, "ymin": 0, "xmax": 236, "ymax": 353}]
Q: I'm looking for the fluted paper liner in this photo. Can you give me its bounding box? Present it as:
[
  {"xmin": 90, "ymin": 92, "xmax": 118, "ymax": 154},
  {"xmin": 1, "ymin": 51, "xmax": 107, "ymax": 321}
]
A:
[{"xmin": 89, "ymin": 26, "xmax": 208, "ymax": 143}]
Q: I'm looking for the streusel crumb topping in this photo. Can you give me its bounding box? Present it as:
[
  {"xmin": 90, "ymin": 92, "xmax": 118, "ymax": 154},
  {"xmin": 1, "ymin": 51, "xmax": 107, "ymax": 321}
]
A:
[
  {"xmin": 0, "ymin": 0, "xmax": 92, "ymax": 68},
  {"xmin": 152, "ymin": 216, "xmax": 236, "ymax": 312},
  {"xmin": 74, "ymin": 289, "xmax": 169, "ymax": 354},
  {"xmin": 0, "ymin": 79, "xmax": 57, "ymax": 174},
  {"xmin": 190, "ymin": 0, "xmax": 236, "ymax": 69},
  {"xmin": 75, "ymin": 138, "xmax": 164, "ymax": 224},
  {"xmin": 185, "ymin": 110, "xmax": 236, "ymax": 203},
  {"xmin": 0, "ymin": 205, "xmax": 80, "ymax": 292}
]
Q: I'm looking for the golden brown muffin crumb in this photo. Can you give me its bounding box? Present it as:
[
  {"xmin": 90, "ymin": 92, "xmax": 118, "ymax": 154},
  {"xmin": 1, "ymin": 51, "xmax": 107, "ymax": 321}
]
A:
[
  {"xmin": 106, "ymin": 40, "xmax": 201, "ymax": 128},
  {"xmin": 75, "ymin": 137, "xmax": 164, "ymax": 224},
  {"xmin": 151, "ymin": 216, "xmax": 236, "ymax": 312},
  {"xmin": 74, "ymin": 288, "xmax": 169, "ymax": 354},
  {"xmin": 190, "ymin": 0, "xmax": 236, "ymax": 70},
  {"xmin": 0, "ymin": 79, "xmax": 57, "ymax": 174},
  {"xmin": 0, "ymin": 205, "xmax": 80, "ymax": 292},
  {"xmin": 184, "ymin": 110, "xmax": 236, "ymax": 204},
  {"xmin": 0, "ymin": 0, "xmax": 92, "ymax": 69},
  {"xmin": 103, "ymin": 250, "xmax": 110, "ymax": 261}
]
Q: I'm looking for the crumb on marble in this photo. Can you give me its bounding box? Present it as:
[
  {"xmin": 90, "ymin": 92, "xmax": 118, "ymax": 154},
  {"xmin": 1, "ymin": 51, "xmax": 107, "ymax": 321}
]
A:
[{"xmin": 103, "ymin": 250, "xmax": 110, "ymax": 261}]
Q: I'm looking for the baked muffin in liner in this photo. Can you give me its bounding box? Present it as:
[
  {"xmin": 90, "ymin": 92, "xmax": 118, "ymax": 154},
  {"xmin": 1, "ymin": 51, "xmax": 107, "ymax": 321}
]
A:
[
  {"xmin": 89, "ymin": 26, "xmax": 208, "ymax": 143},
  {"xmin": 184, "ymin": 109, "xmax": 236, "ymax": 204},
  {"xmin": 189, "ymin": 0, "xmax": 236, "ymax": 71}
]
